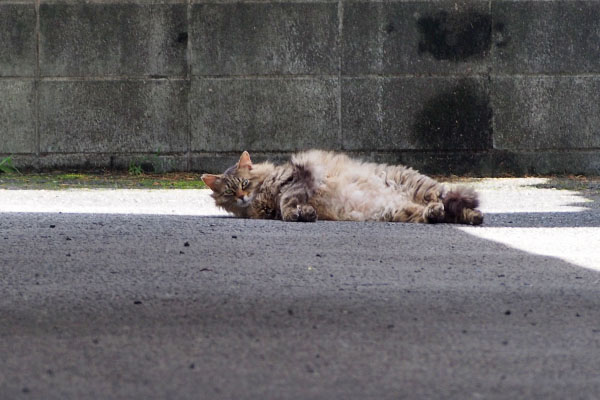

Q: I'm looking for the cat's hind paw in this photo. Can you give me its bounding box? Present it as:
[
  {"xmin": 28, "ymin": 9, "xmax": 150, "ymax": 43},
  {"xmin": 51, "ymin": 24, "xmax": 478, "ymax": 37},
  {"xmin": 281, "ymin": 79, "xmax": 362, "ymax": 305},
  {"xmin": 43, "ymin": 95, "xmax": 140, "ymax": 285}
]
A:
[{"xmin": 464, "ymin": 209, "xmax": 484, "ymax": 225}]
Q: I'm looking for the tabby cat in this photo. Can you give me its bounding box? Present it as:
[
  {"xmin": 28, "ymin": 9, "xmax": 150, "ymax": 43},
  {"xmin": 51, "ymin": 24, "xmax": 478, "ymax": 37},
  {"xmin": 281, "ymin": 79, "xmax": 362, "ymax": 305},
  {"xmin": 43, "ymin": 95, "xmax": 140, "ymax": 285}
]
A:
[{"xmin": 202, "ymin": 150, "xmax": 483, "ymax": 225}]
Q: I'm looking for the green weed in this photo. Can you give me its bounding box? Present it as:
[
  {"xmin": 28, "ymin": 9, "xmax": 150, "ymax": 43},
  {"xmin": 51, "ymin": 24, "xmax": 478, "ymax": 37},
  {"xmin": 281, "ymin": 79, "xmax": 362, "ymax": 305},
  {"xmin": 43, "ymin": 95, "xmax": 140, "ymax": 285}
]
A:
[
  {"xmin": 0, "ymin": 156, "xmax": 19, "ymax": 174},
  {"xmin": 128, "ymin": 162, "xmax": 143, "ymax": 176}
]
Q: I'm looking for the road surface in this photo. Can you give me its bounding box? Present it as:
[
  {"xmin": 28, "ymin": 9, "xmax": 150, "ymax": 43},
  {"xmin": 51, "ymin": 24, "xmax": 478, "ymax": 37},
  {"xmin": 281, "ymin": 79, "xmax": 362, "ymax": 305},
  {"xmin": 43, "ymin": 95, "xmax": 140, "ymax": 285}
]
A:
[{"xmin": 1, "ymin": 178, "xmax": 599, "ymax": 399}]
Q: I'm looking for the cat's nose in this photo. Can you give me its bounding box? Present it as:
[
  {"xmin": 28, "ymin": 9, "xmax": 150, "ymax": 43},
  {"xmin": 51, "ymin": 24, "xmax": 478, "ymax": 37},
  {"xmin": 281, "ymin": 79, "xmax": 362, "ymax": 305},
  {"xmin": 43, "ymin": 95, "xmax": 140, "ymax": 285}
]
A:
[{"xmin": 236, "ymin": 189, "xmax": 244, "ymax": 198}]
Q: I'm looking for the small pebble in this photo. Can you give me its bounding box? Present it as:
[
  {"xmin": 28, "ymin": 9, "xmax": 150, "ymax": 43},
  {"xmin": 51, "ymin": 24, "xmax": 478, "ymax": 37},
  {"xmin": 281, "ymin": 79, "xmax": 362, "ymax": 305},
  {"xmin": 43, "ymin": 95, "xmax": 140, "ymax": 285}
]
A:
[
  {"xmin": 134, "ymin": 300, "xmax": 142, "ymax": 305},
  {"xmin": 232, "ymin": 235, "xmax": 238, "ymax": 239},
  {"xmin": 184, "ymin": 242, "xmax": 190, "ymax": 247},
  {"xmin": 49, "ymin": 225, "xmax": 56, "ymax": 228},
  {"xmin": 505, "ymin": 310, "xmax": 511, "ymax": 315}
]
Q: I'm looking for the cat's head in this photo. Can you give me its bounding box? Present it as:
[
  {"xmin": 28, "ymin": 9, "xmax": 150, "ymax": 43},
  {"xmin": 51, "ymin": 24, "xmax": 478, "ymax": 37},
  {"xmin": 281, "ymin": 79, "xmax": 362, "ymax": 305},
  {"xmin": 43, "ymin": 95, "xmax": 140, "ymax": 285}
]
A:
[{"xmin": 202, "ymin": 151, "xmax": 256, "ymax": 216}]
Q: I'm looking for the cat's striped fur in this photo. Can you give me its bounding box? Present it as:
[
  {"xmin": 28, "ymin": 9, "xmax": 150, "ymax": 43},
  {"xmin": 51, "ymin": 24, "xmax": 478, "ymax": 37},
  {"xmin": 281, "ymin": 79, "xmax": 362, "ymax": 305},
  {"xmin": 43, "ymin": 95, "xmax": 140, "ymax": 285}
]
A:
[{"xmin": 202, "ymin": 150, "xmax": 483, "ymax": 225}]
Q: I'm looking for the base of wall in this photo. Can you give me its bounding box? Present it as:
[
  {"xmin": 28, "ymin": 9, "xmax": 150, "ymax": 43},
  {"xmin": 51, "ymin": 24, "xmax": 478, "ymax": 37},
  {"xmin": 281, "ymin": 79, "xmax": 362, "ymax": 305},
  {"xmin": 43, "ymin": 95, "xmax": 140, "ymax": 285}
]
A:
[{"xmin": 4, "ymin": 150, "xmax": 599, "ymax": 177}]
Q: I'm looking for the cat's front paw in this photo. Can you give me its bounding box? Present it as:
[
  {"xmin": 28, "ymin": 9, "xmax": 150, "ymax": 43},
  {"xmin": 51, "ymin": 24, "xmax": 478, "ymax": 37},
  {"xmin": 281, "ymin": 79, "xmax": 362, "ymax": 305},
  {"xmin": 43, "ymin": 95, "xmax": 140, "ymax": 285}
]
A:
[
  {"xmin": 282, "ymin": 204, "xmax": 317, "ymax": 222},
  {"xmin": 424, "ymin": 203, "xmax": 445, "ymax": 223},
  {"xmin": 298, "ymin": 204, "xmax": 317, "ymax": 222}
]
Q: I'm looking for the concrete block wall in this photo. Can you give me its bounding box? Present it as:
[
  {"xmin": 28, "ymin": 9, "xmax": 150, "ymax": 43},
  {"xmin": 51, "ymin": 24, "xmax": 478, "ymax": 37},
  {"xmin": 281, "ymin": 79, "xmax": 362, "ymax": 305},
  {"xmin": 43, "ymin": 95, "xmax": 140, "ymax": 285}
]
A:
[{"xmin": 1, "ymin": 0, "xmax": 599, "ymax": 175}]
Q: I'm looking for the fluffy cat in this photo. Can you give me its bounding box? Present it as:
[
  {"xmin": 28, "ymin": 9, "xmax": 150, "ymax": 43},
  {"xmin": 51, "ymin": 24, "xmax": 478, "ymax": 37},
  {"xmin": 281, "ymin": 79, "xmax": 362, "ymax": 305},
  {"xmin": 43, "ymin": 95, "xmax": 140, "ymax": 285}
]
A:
[{"xmin": 202, "ymin": 150, "xmax": 483, "ymax": 225}]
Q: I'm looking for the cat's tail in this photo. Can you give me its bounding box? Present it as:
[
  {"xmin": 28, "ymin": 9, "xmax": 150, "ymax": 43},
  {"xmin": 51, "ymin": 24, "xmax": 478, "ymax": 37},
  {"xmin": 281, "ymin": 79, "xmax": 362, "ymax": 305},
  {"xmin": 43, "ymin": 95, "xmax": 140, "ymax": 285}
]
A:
[{"xmin": 442, "ymin": 186, "xmax": 483, "ymax": 225}]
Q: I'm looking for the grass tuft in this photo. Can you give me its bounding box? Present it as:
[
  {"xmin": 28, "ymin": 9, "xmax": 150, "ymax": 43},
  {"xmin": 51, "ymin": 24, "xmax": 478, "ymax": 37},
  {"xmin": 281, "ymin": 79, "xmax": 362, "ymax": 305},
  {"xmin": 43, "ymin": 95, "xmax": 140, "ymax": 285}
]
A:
[
  {"xmin": 0, "ymin": 171, "xmax": 206, "ymax": 190},
  {"xmin": 0, "ymin": 156, "xmax": 19, "ymax": 174}
]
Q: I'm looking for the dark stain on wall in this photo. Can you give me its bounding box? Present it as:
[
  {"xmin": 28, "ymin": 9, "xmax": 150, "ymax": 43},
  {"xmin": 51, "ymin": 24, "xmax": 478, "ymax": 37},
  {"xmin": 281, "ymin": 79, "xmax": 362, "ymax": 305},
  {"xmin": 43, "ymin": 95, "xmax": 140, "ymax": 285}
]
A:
[
  {"xmin": 493, "ymin": 22, "xmax": 510, "ymax": 48},
  {"xmin": 176, "ymin": 32, "xmax": 188, "ymax": 44},
  {"xmin": 413, "ymin": 84, "xmax": 492, "ymax": 151},
  {"xmin": 417, "ymin": 11, "xmax": 492, "ymax": 61}
]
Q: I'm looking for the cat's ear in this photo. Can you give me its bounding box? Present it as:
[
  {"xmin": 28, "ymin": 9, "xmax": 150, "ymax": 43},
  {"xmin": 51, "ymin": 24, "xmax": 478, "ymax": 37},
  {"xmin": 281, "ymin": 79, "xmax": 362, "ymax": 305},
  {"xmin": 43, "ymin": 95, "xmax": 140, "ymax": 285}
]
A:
[
  {"xmin": 201, "ymin": 174, "xmax": 220, "ymax": 191},
  {"xmin": 237, "ymin": 151, "xmax": 253, "ymax": 170}
]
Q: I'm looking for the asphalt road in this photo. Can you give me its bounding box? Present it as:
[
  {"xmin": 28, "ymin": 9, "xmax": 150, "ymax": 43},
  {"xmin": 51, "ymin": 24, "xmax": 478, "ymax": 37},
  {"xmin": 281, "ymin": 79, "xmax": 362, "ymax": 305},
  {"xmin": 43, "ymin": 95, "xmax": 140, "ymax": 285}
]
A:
[{"xmin": 1, "ymin": 178, "xmax": 600, "ymax": 399}]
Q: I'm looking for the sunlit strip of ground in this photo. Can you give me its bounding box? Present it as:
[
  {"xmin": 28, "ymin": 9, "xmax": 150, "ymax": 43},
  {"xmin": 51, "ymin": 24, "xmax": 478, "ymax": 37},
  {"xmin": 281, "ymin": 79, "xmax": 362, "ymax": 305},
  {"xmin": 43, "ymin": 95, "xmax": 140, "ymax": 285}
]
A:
[
  {"xmin": 467, "ymin": 177, "xmax": 593, "ymax": 213},
  {"xmin": 0, "ymin": 189, "xmax": 228, "ymax": 216},
  {"xmin": 459, "ymin": 226, "xmax": 600, "ymax": 273},
  {"xmin": 461, "ymin": 178, "xmax": 600, "ymax": 272}
]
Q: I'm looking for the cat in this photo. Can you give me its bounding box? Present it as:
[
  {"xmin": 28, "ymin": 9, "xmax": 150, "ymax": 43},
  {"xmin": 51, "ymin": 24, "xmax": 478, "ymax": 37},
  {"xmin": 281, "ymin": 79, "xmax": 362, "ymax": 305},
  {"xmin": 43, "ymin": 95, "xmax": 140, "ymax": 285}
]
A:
[{"xmin": 201, "ymin": 150, "xmax": 483, "ymax": 225}]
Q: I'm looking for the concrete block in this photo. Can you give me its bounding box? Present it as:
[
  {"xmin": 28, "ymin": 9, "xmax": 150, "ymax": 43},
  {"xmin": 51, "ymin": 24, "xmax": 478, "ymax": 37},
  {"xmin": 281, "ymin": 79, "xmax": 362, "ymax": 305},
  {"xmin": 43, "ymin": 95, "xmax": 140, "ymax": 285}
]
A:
[
  {"xmin": 39, "ymin": 80, "xmax": 189, "ymax": 153},
  {"xmin": 362, "ymin": 150, "xmax": 496, "ymax": 177},
  {"xmin": 492, "ymin": 76, "xmax": 600, "ymax": 150},
  {"xmin": 342, "ymin": 77, "xmax": 491, "ymax": 151},
  {"xmin": 0, "ymin": 4, "xmax": 36, "ymax": 77},
  {"xmin": 9, "ymin": 153, "xmax": 188, "ymax": 172},
  {"xmin": 343, "ymin": 1, "xmax": 491, "ymax": 75},
  {"xmin": 502, "ymin": 151, "xmax": 600, "ymax": 176},
  {"xmin": 402, "ymin": 150, "xmax": 600, "ymax": 176},
  {"xmin": 192, "ymin": 3, "xmax": 339, "ymax": 75},
  {"xmin": 0, "ymin": 80, "xmax": 35, "ymax": 153},
  {"xmin": 191, "ymin": 78, "xmax": 340, "ymax": 152},
  {"xmin": 493, "ymin": 1, "xmax": 600, "ymax": 74},
  {"xmin": 39, "ymin": 4, "xmax": 187, "ymax": 77},
  {"xmin": 190, "ymin": 151, "xmax": 300, "ymax": 174}
]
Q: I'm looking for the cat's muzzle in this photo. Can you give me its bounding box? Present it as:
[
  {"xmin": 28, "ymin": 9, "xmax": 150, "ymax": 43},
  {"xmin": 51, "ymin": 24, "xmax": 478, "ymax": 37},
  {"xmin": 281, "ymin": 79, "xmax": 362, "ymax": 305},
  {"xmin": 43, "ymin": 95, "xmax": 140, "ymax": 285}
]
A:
[{"xmin": 236, "ymin": 196, "xmax": 252, "ymax": 207}]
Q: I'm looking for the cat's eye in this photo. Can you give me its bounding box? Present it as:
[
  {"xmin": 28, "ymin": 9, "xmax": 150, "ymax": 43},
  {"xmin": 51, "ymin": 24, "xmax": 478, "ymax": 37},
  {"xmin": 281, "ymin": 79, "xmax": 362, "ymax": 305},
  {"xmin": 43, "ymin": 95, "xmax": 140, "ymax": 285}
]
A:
[
  {"xmin": 241, "ymin": 179, "xmax": 249, "ymax": 189},
  {"xmin": 224, "ymin": 189, "xmax": 234, "ymax": 196}
]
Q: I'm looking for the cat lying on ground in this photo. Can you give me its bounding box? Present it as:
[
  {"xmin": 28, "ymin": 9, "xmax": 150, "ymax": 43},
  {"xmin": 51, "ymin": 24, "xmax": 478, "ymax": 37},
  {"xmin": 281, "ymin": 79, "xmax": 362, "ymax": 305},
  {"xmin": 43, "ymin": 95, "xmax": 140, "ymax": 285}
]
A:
[{"xmin": 202, "ymin": 150, "xmax": 483, "ymax": 225}]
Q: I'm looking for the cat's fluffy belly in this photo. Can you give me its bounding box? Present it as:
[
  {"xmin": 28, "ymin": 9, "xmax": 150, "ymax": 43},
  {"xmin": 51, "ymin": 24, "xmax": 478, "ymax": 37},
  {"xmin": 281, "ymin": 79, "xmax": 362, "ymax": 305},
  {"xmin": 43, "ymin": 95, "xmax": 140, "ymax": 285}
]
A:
[{"xmin": 315, "ymin": 174, "xmax": 410, "ymax": 221}]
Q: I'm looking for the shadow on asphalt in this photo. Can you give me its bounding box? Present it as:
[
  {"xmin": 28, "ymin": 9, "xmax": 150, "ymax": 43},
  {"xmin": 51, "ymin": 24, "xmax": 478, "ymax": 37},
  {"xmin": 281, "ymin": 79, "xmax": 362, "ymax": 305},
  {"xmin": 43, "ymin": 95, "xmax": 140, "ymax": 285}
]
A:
[
  {"xmin": 482, "ymin": 211, "xmax": 600, "ymax": 227},
  {"xmin": 1, "ymin": 208, "xmax": 600, "ymax": 399}
]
